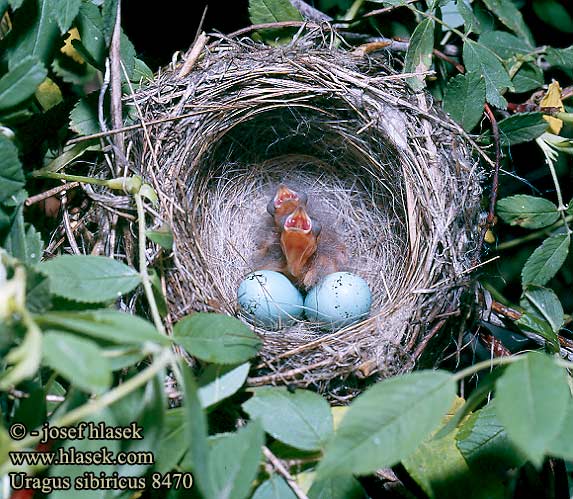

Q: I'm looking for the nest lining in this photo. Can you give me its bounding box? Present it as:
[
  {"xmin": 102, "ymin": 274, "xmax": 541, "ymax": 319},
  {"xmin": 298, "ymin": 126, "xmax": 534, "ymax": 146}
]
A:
[{"xmin": 125, "ymin": 29, "xmax": 483, "ymax": 391}]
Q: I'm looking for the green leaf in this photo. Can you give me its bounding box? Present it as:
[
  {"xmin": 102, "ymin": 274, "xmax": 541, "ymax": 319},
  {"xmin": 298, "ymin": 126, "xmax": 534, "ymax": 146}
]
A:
[
  {"xmin": 69, "ymin": 93, "xmax": 101, "ymax": 136},
  {"xmin": 49, "ymin": 409, "xmax": 119, "ymax": 499},
  {"xmin": 463, "ymin": 40, "xmax": 512, "ymax": 109},
  {"xmin": 50, "ymin": 0, "xmax": 81, "ymax": 34},
  {"xmin": 0, "ymin": 135, "xmax": 25, "ymax": 207},
  {"xmin": 4, "ymin": 206, "xmax": 43, "ymax": 265},
  {"xmin": 38, "ymin": 141, "xmax": 100, "ymax": 175},
  {"xmin": 0, "ymin": 56, "xmax": 47, "ymax": 111},
  {"xmin": 105, "ymin": 347, "xmax": 145, "ymax": 371},
  {"xmin": 25, "ymin": 266, "xmax": 52, "ymax": 313},
  {"xmin": 404, "ymin": 19, "xmax": 435, "ymax": 91},
  {"xmin": 101, "ymin": 0, "xmax": 118, "ymax": 44},
  {"xmin": 36, "ymin": 309, "xmax": 171, "ymax": 346},
  {"xmin": 0, "ymin": 137, "xmax": 25, "ymax": 204},
  {"xmin": 198, "ymin": 362, "xmax": 250, "ymax": 409},
  {"xmin": 43, "ymin": 330, "xmax": 112, "ymax": 394},
  {"xmin": 77, "ymin": 2, "xmax": 106, "ymax": 67},
  {"xmin": 253, "ymin": 475, "xmax": 298, "ymax": 499},
  {"xmin": 516, "ymin": 311, "xmax": 560, "ymax": 353},
  {"xmin": 521, "ymin": 233, "xmax": 570, "ymax": 286},
  {"xmin": 317, "ymin": 371, "xmax": 456, "ymax": 477},
  {"xmin": 249, "ymin": 0, "xmax": 303, "ymax": 24},
  {"xmin": 5, "ymin": 0, "xmax": 61, "ymax": 68},
  {"xmin": 173, "ymin": 313, "xmax": 261, "ymax": 364},
  {"xmin": 0, "ymin": 318, "xmax": 42, "ymax": 391},
  {"xmin": 512, "ymin": 63, "xmax": 544, "ymax": 93},
  {"xmin": 545, "ymin": 46, "xmax": 573, "ymax": 70},
  {"xmin": 456, "ymin": 0, "xmax": 481, "ymax": 34},
  {"xmin": 533, "ymin": 0, "xmax": 573, "ymax": 33},
  {"xmin": 496, "ymin": 194, "xmax": 559, "ymax": 229},
  {"xmin": 547, "ymin": 399, "xmax": 573, "ymax": 460},
  {"xmin": 146, "ymin": 226, "xmax": 174, "ymax": 250},
  {"xmin": 242, "ymin": 387, "xmax": 333, "ymax": 451},
  {"xmin": 181, "ymin": 365, "xmax": 212, "ymax": 498},
  {"xmin": 479, "ymin": 30, "xmax": 532, "ymax": 60},
  {"xmin": 209, "ymin": 422, "xmax": 265, "ymax": 499},
  {"xmin": 456, "ymin": 401, "xmax": 527, "ymax": 470},
  {"xmin": 523, "ymin": 286, "xmax": 564, "ymax": 334},
  {"xmin": 443, "ymin": 72, "xmax": 485, "ymax": 131},
  {"xmin": 436, "ymin": 368, "xmax": 506, "ymax": 440},
  {"xmin": 495, "ymin": 353, "xmax": 570, "ymax": 466},
  {"xmin": 497, "ymin": 112, "xmax": 548, "ymax": 145},
  {"xmin": 308, "ymin": 474, "xmax": 365, "ymax": 499},
  {"xmin": 402, "ymin": 407, "xmax": 474, "ymax": 499},
  {"xmin": 482, "ymin": 0, "xmax": 533, "ymax": 43},
  {"xmin": 155, "ymin": 407, "xmax": 188, "ymax": 473},
  {"xmin": 38, "ymin": 254, "xmax": 141, "ymax": 303},
  {"xmin": 112, "ymin": 373, "xmax": 164, "ymax": 477},
  {"xmin": 8, "ymin": 0, "xmax": 24, "ymax": 10}
]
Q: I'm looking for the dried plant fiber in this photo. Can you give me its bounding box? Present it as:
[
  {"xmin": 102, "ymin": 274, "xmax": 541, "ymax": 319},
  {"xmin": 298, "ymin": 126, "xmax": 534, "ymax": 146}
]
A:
[{"xmin": 127, "ymin": 28, "xmax": 483, "ymax": 393}]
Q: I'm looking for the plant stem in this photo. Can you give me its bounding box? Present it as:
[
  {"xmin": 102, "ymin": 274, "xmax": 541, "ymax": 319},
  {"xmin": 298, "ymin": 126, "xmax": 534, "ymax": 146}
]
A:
[
  {"xmin": 31, "ymin": 171, "xmax": 109, "ymax": 186},
  {"xmin": 343, "ymin": 0, "xmax": 365, "ymax": 21},
  {"xmin": 10, "ymin": 348, "xmax": 172, "ymax": 455},
  {"xmin": 496, "ymin": 214, "xmax": 573, "ymax": 251},
  {"xmin": 135, "ymin": 192, "xmax": 166, "ymax": 334},
  {"xmin": 452, "ymin": 355, "xmax": 523, "ymax": 382},
  {"xmin": 547, "ymin": 155, "xmax": 571, "ymax": 234}
]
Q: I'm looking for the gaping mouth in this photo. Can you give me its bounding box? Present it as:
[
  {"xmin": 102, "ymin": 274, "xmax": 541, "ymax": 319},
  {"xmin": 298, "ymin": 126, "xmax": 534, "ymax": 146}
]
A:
[
  {"xmin": 284, "ymin": 206, "xmax": 312, "ymax": 232},
  {"xmin": 274, "ymin": 184, "xmax": 299, "ymax": 209}
]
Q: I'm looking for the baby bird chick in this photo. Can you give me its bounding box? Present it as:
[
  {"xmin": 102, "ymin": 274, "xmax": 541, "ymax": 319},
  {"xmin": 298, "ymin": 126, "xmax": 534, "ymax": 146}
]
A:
[
  {"xmin": 267, "ymin": 184, "xmax": 308, "ymax": 227},
  {"xmin": 280, "ymin": 205, "xmax": 321, "ymax": 285},
  {"xmin": 281, "ymin": 205, "xmax": 349, "ymax": 290},
  {"xmin": 253, "ymin": 183, "xmax": 349, "ymax": 290}
]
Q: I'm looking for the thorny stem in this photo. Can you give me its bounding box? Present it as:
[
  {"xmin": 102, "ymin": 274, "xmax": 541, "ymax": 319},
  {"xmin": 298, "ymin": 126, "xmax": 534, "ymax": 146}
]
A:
[{"xmin": 135, "ymin": 192, "xmax": 166, "ymax": 334}]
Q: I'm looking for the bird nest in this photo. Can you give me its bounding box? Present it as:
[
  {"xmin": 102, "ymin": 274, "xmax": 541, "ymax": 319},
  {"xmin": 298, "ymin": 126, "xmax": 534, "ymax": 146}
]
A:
[{"xmin": 125, "ymin": 30, "xmax": 483, "ymax": 394}]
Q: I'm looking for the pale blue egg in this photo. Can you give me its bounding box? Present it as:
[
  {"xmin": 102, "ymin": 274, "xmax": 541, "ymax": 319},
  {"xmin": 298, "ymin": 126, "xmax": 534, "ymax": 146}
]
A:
[
  {"xmin": 238, "ymin": 271, "xmax": 304, "ymax": 328},
  {"xmin": 304, "ymin": 272, "xmax": 372, "ymax": 328}
]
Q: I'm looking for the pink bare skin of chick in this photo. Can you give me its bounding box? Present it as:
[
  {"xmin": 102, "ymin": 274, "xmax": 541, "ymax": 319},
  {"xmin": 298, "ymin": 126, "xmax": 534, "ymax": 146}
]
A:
[{"xmin": 254, "ymin": 184, "xmax": 348, "ymax": 290}]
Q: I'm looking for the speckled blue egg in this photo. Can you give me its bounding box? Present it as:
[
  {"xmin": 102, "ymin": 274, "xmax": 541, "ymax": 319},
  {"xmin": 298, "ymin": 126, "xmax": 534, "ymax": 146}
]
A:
[
  {"xmin": 304, "ymin": 272, "xmax": 372, "ymax": 328},
  {"xmin": 238, "ymin": 271, "xmax": 304, "ymax": 328}
]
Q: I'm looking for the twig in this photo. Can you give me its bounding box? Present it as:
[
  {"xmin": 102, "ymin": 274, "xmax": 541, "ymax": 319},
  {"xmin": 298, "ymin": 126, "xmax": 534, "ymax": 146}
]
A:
[
  {"xmin": 289, "ymin": 0, "xmax": 331, "ymax": 22},
  {"xmin": 475, "ymin": 103, "xmax": 501, "ymax": 257},
  {"xmin": 361, "ymin": 0, "xmax": 418, "ymax": 19},
  {"xmin": 135, "ymin": 192, "xmax": 166, "ymax": 334},
  {"xmin": 110, "ymin": 0, "xmax": 124, "ymax": 170},
  {"xmin": 25, "ymin": 182, "xmax": 80, "ymax": 206},
  {"xmin": 67, "ymin": 110, "xmax": 232, "ymax": 145},
  {"xmin": 247, "ymin": 359, "xmax": 331, "ymax": 385},
  {"xmin": 224, "ymin": 21, "xmax": 409, "ymax": 52},
  {"xmin": 178, "ymin": 32, "xmax": 209, "ymax": 78},
  {"xmin": 433, "ymin": 48, "xmax": 464, "ymax": 73},
  {"xmin": 262, "ymin": 446, "xmax": 310, "ymax": 499},
  {"xmin": 62, "ymin": 198, "xmax": 81, "ymax": 255},
  {"xmin": 491, "ymin": 300, "xmax": 522, "ymax": 321},
  {"xmin": 413, "ymin": 319, "xmax": 447, "ymax": 359}
]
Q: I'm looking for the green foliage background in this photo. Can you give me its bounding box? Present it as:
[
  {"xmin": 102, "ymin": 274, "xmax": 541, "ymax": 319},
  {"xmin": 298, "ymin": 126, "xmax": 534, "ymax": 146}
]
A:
[{"xmin": 0, "ymin": 0, "xmax": 572, "ymax": 497}]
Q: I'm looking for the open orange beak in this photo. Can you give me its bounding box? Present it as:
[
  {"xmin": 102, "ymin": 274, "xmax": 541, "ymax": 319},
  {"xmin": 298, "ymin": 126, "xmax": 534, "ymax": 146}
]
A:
[
  {"xmin": 280, "ymin": 206, "xmax": 320, "ymax": 278},
  {"xmin": 267, "ymin": 184, "xmax": 308, "ymax": 219}
]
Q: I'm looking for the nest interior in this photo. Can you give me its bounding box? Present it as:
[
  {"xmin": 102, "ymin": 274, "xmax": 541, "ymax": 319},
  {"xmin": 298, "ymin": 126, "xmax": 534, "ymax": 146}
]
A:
[{"xmin": 129, "ymin": 30, "xmax": 483, "ymax": 393}]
